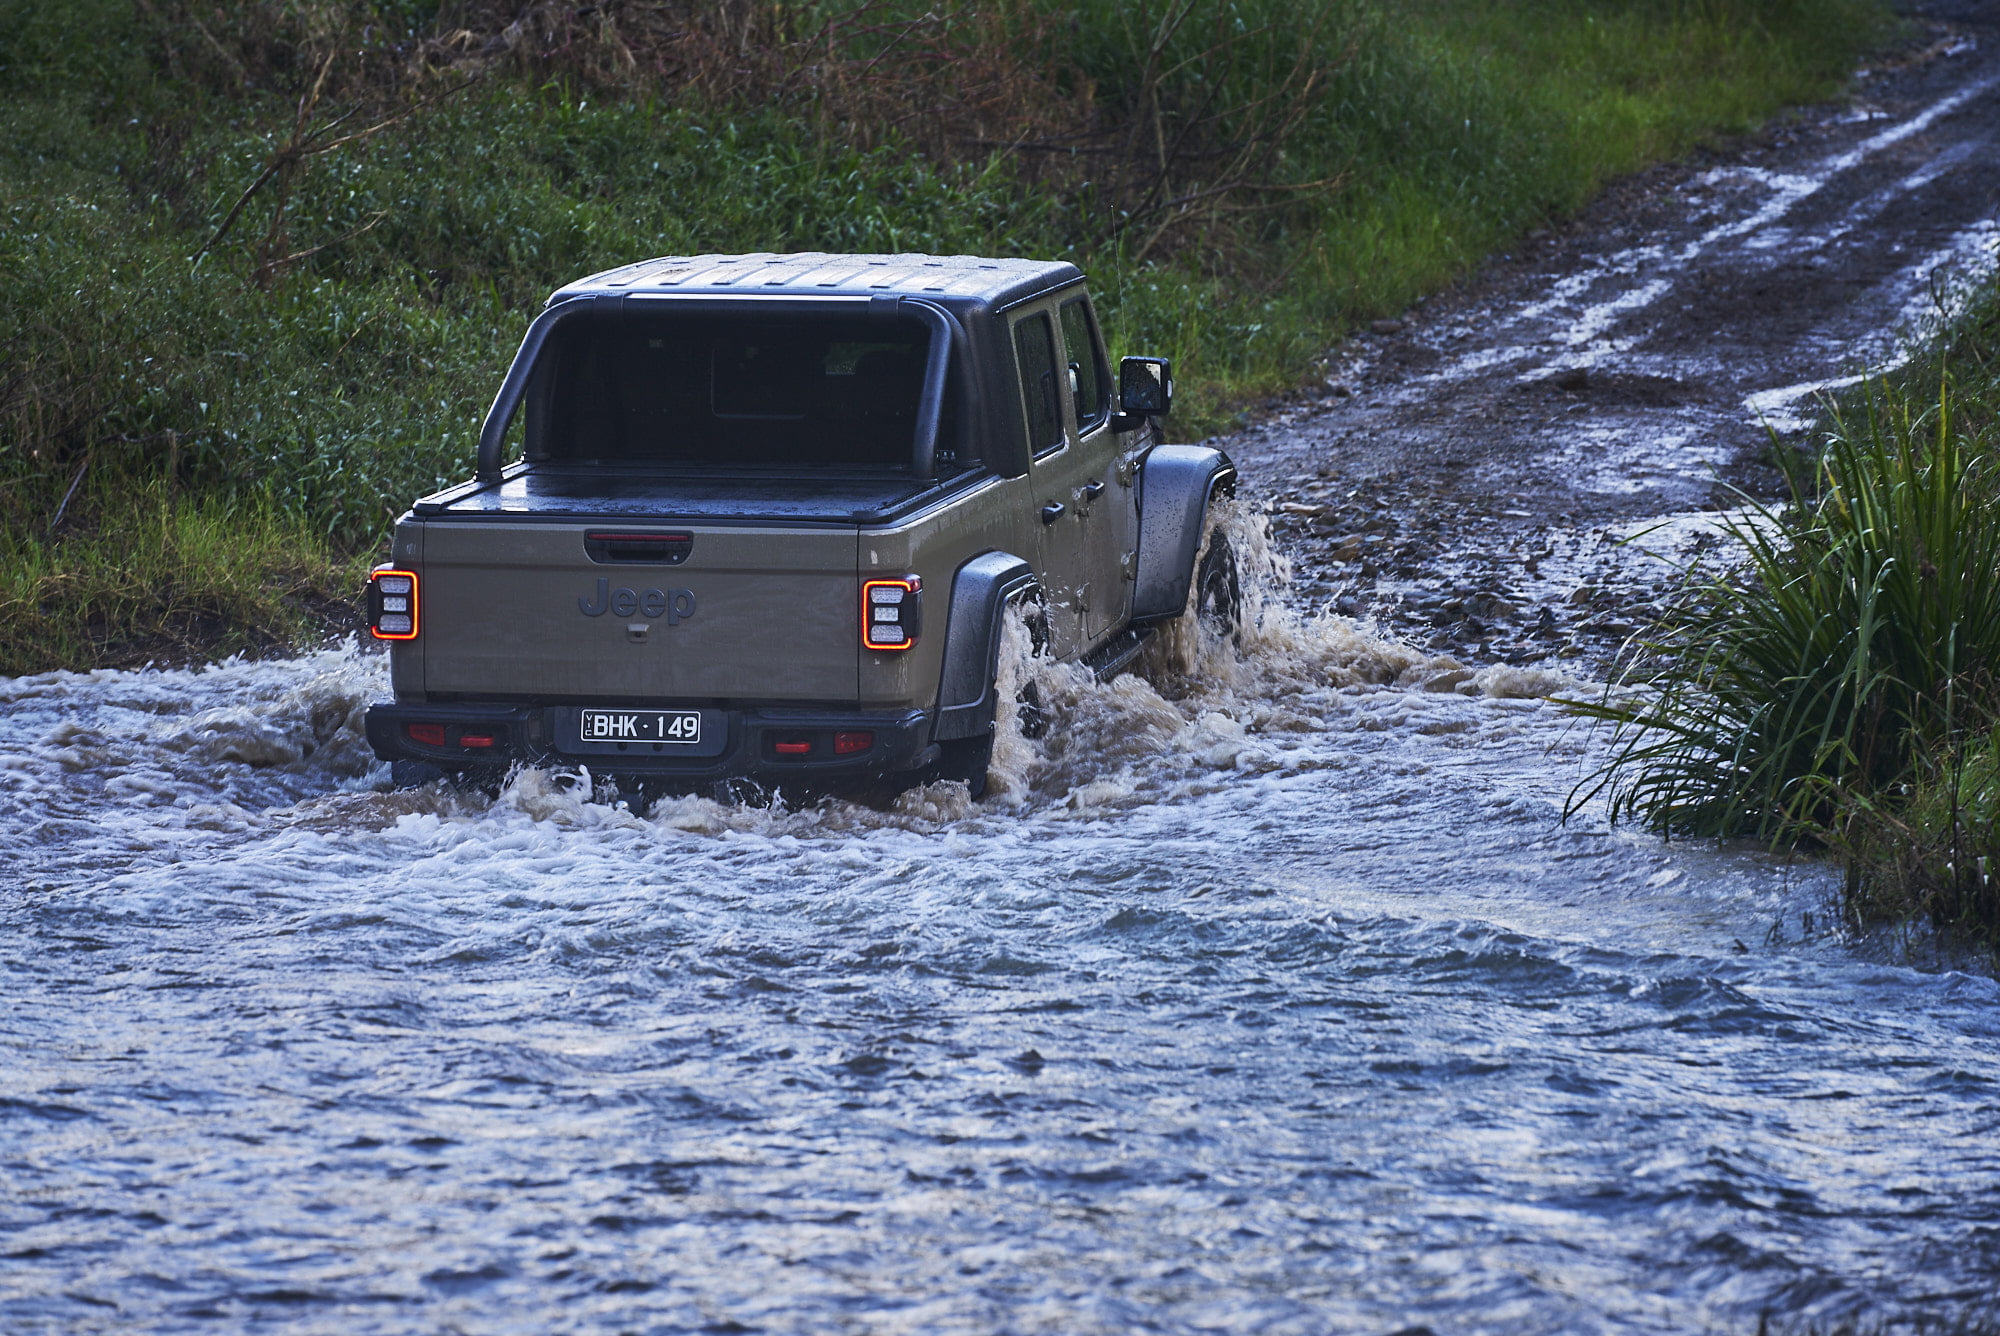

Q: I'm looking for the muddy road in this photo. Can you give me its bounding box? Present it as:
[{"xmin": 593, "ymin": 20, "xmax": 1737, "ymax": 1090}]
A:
[
  {"xmin": 1228, "ymin": 2, "xmax": 2000, "ymax": 667},
  {"xmin": 5, "ymin": 13, "xmax": 2000, "ymax": 1336}
]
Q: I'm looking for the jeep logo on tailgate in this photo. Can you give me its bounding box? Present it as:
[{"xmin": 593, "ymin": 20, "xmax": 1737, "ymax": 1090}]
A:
[{"xmin": 579, "ymin": 578, "xmax": 696, "ymax": 623}]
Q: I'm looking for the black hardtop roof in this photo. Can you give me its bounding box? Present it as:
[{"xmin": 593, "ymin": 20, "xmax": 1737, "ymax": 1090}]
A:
[{"xmin": 548, "ymin": 251, "xmax": 1084, "ymax": 312}]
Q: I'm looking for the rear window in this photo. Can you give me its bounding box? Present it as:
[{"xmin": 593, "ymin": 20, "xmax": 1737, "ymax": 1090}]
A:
[{"xmin": 526, "ymin": 313, "xmax": 965, "ymax": 473}]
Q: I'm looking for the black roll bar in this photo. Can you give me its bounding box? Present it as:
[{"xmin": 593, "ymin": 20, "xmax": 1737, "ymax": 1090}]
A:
[{"xmin": 881, "ymin": 294, "xmax": 961, "ymax": 480}]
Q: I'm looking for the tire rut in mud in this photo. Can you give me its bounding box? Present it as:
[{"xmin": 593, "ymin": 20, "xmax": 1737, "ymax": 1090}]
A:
[{"xmin": 1218, "ymin": 3, "xmax": 2000, "ymax": 671}]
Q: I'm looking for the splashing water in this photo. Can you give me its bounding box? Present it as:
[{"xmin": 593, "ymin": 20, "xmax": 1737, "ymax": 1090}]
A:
[
  {"xmin": 2, "ymin": 514, "xmax": 1997, "ymax": 1336},
  {"xmin": 971, "ymin": 499, "xmax": 1577, "ymax": 814}
]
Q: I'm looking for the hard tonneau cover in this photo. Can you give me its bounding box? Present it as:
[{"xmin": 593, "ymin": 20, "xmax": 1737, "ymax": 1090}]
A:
[{"xmin": 415, "ymin": 463, "xmax": 992, "ymax": 526}]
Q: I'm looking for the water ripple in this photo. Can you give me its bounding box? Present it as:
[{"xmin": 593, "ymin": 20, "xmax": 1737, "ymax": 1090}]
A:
[{"xmin": 3, "ymin": 573, "xmax": 1998, "ymax": 1332}]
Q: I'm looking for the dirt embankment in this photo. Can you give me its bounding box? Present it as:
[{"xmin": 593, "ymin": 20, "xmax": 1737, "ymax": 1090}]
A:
[{"xmin": 1220, "ymin": 1, "xmax": 2000, "ymax": 668}]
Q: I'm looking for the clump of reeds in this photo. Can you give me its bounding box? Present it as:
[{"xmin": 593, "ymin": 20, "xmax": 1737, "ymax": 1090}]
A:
[
  {"xmin": 1571, "ymin": 375, "xmax": 2000, "ymax": 946},
  {"xmin": 0, "ymin": 479, "xmax": 366, "ymax": 673}
]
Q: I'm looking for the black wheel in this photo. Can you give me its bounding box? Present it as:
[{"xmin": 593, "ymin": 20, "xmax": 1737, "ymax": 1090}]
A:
[
  {"xmin": 389, "ymin": 759, "xmax": 445, "ymax": 788},
  {"xmin": 1193, "ymin": 527, "xmax": 1241, "ymax": 635},
  {"xmin": 710, "ymin": 777, "xmax": 774, "ymax": 806},
  {"xmin": 1023, "ymin": 603, "xmax": 1052, "ymax": 657},
  {"xmin": 930, "ymin": 733, "xmax": 994, "ymax": 799},
  {"xmin": 392, "ymin": 760, "xmax": 507, "ymax": 798}
]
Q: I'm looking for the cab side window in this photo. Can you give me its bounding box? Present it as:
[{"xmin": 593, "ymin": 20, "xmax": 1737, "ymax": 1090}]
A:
[
  {"xmin": 1059, "ymin": 298, "xmax": 1110, "ymax": 432},
  {"xmin": 1013, "ymin": 312, "xmax": 1066, "ymax": 457}
]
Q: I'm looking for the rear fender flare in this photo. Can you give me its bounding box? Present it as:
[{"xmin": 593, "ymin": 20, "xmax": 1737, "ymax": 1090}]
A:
[
  {"xmin": 933, "ymin": 550, "xmax": 1038, "ymax": 742},
  {"xmin": 1131, "ymin": 446, "xmax": 1238, "ymax": 621}
]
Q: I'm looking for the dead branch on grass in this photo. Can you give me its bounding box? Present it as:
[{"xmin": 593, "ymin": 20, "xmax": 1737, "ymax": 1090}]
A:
[
  {"xmin": 193, "ymin": 53, "xmax": 475, "ymax": 285},
  {"xmin": 420, "ymin": 0, "xmax": 1348, "ymax": 267},
  {"xmin": 146, "ymin": 1, "xmax": 1348, "ymax": 272}
]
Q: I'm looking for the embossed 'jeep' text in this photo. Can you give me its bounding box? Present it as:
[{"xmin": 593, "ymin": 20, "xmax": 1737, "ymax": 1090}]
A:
[{"xmin": 579, "ymin": 578, "xmax": 696, "ymax": 624}]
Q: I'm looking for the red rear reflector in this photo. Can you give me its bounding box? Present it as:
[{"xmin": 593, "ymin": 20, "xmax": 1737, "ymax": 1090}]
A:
[
  {"xmin": 834, "ymin": 731, "xmax": 873, "ymax": 755},
  {"xmin": 460, "ymin": 733, "xmax": 495, "ymax": 748},
  {"xmin": 774, "ymin": 740, "xmax": 812, "ymax": 756},
  {"xmin": 407, "ymin": 723, "xmax": 447, "ymax": 747}
]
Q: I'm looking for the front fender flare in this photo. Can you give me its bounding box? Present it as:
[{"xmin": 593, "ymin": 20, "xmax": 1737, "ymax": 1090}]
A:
[{"xmin": 1130, "ymin": 445, "xmax": 1238, "ymax": 622}]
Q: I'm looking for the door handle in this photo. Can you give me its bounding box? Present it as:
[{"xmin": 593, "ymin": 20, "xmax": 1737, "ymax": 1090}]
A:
[
  {"xmin": 1081, "ymin": 480, "xmax": 1107, "ymax": 502},
  {"xmin": 1040, "ymin": 501, "xmax": 1067, "ymax": 524}
]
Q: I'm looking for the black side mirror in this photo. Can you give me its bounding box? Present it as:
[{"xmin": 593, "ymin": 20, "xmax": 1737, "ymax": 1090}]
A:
[{"xmin": 1119, "ymin": 356, "xmax": 1173, "ymax": 417}]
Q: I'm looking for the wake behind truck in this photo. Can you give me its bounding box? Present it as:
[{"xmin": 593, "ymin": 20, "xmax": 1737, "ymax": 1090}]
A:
[{"xmin": 363, "ymin": 252, "xmax": 1237, "ymax": 797}]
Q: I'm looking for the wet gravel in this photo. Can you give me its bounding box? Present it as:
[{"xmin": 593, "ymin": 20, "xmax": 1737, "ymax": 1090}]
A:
[{"xmin": 1223, "ymin": 1, "xmax": 2000, "ymax": 667}]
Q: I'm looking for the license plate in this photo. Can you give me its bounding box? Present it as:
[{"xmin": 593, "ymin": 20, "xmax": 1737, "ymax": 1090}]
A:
[{"xmin": 578, "ymin": 709, "xmax": 702, "ymax": 745}]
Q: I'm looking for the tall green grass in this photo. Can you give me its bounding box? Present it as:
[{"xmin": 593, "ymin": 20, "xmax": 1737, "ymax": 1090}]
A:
[
  {"xmin": 0, "ymin": 480, "xmax": 368, "ymax": 670},
  {"xmin": 0, "ymin": 0, "xmax": 1891, "ymax": 672},
  {"xmin": 1573, "ymin": 397, "xmax": 2000, "ymax": 837},
  {"xmin": 1574, "ymin": 272, "xmax": 2000, "ymax": 948}
]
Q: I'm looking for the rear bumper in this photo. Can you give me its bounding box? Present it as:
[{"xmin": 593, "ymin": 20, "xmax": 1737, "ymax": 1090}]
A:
[{"xmin": 364, "ymin": 700, "xmax": 936, "ymax": 785}]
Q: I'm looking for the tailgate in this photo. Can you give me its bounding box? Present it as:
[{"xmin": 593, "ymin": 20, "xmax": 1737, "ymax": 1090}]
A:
[{"xmin": 419, "ymin": 522, "xmax": 860, "ymax": 702}]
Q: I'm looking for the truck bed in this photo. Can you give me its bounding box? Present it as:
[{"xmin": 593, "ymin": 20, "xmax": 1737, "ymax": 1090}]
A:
[{"xmin": 414, "ymin": 464, "xmax": 987, "ymax": 525}]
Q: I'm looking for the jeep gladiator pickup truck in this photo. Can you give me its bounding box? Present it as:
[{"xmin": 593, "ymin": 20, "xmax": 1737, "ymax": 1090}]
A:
[{"xmin": 363, "ymin": 252, "xmax": 1236, "ymax": 797}]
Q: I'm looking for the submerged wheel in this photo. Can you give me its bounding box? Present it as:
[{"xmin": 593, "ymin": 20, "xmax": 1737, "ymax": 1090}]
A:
[
  {"xmin": 390, "ymin": 759, "xmax": 506, "ymax": 798},
  {"xmin": 1014, "ymin": 679, "xmax": 1050, "ymax": 740},
  {"xmin": 390, "ymin": 759, "xmax": 446, "ymax": 788},
  {"xmin": 930, "ymin": 733, "xmax": 993, "ymax": 800},
  {"xmin": 1193, "ymin": 527, "xmax": 1242, "ymax": 636},
  {"xmin": 710, "ymin": 776, "xmax": 774, "ymax": 807},
  {"xmin": 912, "ymin": 582, "xmax": 1051, "ymax": 803}
]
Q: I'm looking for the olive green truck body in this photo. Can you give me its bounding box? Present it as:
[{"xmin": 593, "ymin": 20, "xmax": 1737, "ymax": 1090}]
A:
[{"xmin": 363, "ymin": 252, "xmax": 1234, "ymax": 793}]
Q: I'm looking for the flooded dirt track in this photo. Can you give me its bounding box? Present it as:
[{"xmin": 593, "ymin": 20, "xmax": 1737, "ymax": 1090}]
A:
[
  {"xmin": 6, "ymin": 626, "xmax": 2000, "ymax": 1336},
  {"xmin": 9, "ymin": 13, "xmax": 2000, "ymax": 1336},
  {"xmin": 1235, "ymin": 1, "xmax": 2000, "ymax": 666}
]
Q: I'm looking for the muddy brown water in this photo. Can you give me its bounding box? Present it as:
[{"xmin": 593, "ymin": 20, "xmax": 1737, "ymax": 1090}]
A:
[{"xmin": 6, "ymin": 14, "xmax": 2000, "ymax": 1335}]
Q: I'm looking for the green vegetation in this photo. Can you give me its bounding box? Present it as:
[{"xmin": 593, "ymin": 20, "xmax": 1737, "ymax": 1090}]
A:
[
  {"xmin": 0, "ymin": 0, "xmax": 1889, "ymax": 674},
  {"xmin": 1574, "ymin": 271, "xmax": 2000, "ymax": 950},
  {"xmin": 0, "ymin": 480, "xmax": 367, "ymax": 669}
]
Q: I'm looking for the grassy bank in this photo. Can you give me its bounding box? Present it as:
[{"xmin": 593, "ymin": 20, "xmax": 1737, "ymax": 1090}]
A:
[
  {"xmin": 0, "ymin": 0, "xmax": 1890, "ymax": 674},
  {"xmin": 1575, "ymin": 270, "xmax": 2000, "ymax": 951},
  {"xmin": 0, "ymin": 482, "xmax": 369, "ymax": 668}
]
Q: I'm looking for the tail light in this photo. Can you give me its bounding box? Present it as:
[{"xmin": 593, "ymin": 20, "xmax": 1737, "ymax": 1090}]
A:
[
  {"xmin": 862, "ymin": 576, "xmax": 921, "ymax": 651},
  {"xmin": 367, "ymin": 568, "xmax": 420, "ymax": 641}
]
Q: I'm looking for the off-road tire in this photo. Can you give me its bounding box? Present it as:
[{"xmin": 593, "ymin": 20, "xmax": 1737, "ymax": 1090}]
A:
[
  {"xmin": 930, "ymin": 733, "xmax": 994, "ymax": 799},
  {"xmin": 393, "ymin": 760, "xmax": 508, "ymax": 799},
  {"xmin": 1194, "ymin": 526, "xmax": 1242, "ymax": 636},
  {"xmin": 390, "ymin": 759, "xmax": 446, "ymax": 789}
]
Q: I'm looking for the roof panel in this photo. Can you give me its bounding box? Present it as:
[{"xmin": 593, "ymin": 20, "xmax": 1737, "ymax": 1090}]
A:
[{"xmin": 551, "ymin": 251, "xmax": 1079, "ymax": 308}]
